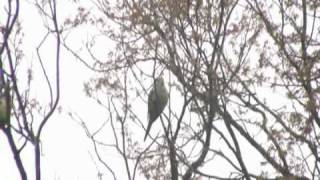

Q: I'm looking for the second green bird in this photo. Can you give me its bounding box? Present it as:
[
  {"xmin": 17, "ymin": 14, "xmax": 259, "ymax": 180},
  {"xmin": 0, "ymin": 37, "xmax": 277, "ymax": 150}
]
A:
[{"xmin": 0, "ymin": 84, "xmax": 10, "ymax": 128}]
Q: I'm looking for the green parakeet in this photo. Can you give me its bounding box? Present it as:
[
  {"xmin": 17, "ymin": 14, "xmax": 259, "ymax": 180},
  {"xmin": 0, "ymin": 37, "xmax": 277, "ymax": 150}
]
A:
[
  {"xmin": 144, "ymin": 76, "xmax": 169, "ymax": 141},
  {"xmin": 0, "ymin": 85, "xmax": 10, "ymax": 128}
]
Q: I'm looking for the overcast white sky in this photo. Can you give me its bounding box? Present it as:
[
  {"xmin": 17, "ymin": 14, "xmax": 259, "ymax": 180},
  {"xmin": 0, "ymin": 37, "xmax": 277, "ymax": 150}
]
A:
[
  {"xmin": 0, "ymin": 1, "xmax": 314, "ymax": 179},
  {"xmin": 0, "ymin": 1, "xmax": 274, "ymax": 179}
]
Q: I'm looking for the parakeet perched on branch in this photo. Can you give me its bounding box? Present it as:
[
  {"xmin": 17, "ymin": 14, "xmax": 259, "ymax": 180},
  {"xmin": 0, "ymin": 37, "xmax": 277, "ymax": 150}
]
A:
[
  {"xmin": 144, "ymin": 76, "xmax": 169, "ymax": 141},
  {"xmin": 0, "ymin": 84, "xmax": 10, "ymax": 128}
]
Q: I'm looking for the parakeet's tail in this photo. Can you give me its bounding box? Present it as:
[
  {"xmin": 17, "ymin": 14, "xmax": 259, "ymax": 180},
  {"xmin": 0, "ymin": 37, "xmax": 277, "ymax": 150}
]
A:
[
  {"xmin": 143, "ymin": 133, "xmax": 148, "ymax": 141},
  {"xmin": 144, "ymin": 122, "xmax": 152, "ymax": 141}
]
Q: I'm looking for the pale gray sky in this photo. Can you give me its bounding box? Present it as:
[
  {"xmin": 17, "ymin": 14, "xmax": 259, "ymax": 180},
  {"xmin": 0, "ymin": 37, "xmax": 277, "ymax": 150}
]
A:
[{"xmin": 0, "ymin": 1, "xmax": 315, "ymax": 179}]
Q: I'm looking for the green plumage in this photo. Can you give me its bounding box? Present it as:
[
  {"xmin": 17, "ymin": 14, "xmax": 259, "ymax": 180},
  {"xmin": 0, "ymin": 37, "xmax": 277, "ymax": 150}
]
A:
[
  {"xmin": 0, "ymin": 85, "xmax": 10, "ymax": 128},
  {"xmin": 144, "ymin": 77, "xmax": 169, "ymax": 141}
]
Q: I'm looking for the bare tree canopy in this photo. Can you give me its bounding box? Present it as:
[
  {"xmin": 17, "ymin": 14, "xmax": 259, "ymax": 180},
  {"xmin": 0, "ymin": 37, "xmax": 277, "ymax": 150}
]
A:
[
  {"xmin": 1, "ymin": 0, "xmax": 320, "ymax": 179},
  {"xmin": 70, "ymin": 0, "xmax": 320, "ymax": 179}
]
